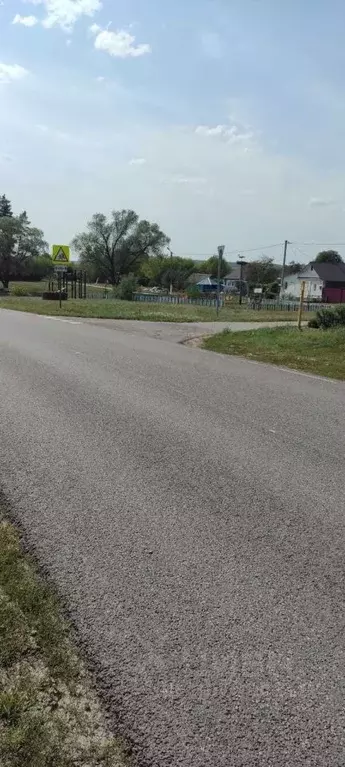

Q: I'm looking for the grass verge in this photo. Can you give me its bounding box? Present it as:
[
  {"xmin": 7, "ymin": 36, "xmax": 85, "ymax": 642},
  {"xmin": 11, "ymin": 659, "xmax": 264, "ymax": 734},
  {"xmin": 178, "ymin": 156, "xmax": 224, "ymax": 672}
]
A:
[
  {"xmin": 203, "ymin": 326, "xmax": 345, "ymax": 380},
  {"xmin": 0, "ymin": 295, "xmax": 313, "ymax": 324},
  {"xmin": 0, "ymin": 513, "xmax": 128, "ymax": 767}
]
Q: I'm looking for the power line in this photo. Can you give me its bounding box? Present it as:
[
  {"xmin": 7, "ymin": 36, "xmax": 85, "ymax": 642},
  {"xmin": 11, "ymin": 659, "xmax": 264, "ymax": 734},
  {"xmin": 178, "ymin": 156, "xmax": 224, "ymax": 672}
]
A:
[
  {"xmin": 172, "ymin": 242, "xmax": 285, "ymax": 258},
  {"xmin": 171, "ymin": 241, "xmax": 345, "ymax": 259}
]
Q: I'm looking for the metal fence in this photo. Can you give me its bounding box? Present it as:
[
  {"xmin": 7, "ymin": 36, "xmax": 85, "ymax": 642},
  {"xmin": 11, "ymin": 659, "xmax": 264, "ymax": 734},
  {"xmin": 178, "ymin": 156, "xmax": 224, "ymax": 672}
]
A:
[
  {"xmin": 131, "ymin": 294, "xmax": 327, "ymax": 311},
  {"xmin": 132, "ymin": 293, "xmax": 222, "ymax": 307},
  {"xmin": 252, "ymin": 301, "xmax": 329, "ymax": 312}
]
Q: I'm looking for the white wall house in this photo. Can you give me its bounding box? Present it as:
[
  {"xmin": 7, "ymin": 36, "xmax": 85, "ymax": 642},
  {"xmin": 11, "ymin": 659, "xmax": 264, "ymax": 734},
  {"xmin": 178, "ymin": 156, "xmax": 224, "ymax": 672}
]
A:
[{"xmin": 282, "ymin": 265, "xmax": 323, "ymax": 300}]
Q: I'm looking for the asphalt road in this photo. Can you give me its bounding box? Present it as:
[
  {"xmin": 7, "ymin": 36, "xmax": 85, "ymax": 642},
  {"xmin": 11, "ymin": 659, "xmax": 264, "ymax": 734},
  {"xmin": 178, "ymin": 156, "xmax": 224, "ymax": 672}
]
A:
[{"xmin": 1, "ymin": 309, "xmax": 345, "ymax": 767}]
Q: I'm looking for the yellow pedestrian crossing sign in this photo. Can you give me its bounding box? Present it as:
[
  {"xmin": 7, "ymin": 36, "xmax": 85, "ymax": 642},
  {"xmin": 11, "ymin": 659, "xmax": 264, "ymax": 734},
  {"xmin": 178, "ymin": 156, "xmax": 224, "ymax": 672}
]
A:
[{"xmin": 52, "ymin": 245, "xmax": 70, "ymax": 264}]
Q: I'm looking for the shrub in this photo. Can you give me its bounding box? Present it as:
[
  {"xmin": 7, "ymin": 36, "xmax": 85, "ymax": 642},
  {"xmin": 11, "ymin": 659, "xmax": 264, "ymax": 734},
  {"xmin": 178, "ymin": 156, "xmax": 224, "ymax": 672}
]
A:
[
  {"xmin": 186, "ymin": 284, "xmax": 201, "ymax": 299},
  {"xmin": 113, "ymin": 276, "xmax": 137, "ymax": 301},
  {"xmin": 334, "ymin": 305, "xmax": 345, "ymax": 325},
  {"xmin": 11, "ymin": 285, "xmax": 30, "ymax": 297},
  {"xmin": 308, "ymin": 318, "xmax": 319, "ymax": 329},
  {"xmin": 313, "ymin": 306, "xmax": 345, "ymax": 329}
]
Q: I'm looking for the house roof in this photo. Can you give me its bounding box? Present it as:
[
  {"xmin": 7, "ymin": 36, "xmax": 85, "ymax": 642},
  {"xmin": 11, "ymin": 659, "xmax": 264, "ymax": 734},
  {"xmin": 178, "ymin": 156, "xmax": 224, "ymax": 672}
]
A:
[
  {"xmin": 187, "ymin": 272, "xmax": 210, "ymax": 285},
  {"xmin": 310, "ymin": 262, "xmax": 345, "ymax": 282},
  {"xmin": 197, "ymin": 276, "xmax": 218, "ymax": 286},
  {"xmin": 225, "ymin": 266, "xmax": 248, "ymax": 280}
]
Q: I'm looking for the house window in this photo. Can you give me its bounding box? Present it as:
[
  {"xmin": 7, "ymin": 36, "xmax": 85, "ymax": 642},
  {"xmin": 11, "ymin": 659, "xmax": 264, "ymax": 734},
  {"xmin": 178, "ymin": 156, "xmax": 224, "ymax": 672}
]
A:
[{"xmin": 313, "ymin": 283, "xmax": 317, "ymax": 290}]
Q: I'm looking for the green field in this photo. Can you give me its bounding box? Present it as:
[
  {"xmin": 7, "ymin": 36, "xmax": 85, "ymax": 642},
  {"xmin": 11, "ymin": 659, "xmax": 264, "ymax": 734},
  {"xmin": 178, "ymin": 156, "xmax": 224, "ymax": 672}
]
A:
[
  {"xmin": 0, "ymin": 294, "xmax": 313, "ymax": 324},
  {"xmin": 0, "ymin": 514, "xmax": 127, "ymax": 767},
  {"xmin": 9, "ymin": 280, "xmax": 105, "ymax": 299},
  {"xmin": 203, "ymin": 326, "xmax": 345, "ymax": 379}
]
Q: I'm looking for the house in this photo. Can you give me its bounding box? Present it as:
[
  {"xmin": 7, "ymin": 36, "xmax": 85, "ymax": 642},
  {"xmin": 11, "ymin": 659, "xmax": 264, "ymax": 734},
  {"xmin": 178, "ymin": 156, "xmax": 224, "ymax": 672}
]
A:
[
  {"xmin": 224, "ymin": 265, "xmax": 248, "ymax": 294},
  {"xmin": 196, "ymin": 276, "xmax": 221, "ymax": 293},
  {"xmin": 282, "ymin": 262, "xmax": 345, "ymax": 303}
]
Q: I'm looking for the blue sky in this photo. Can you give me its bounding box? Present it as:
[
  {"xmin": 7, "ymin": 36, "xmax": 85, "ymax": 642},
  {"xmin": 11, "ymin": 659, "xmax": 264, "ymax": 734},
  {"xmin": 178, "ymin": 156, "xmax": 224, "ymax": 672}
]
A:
[{"xmin": 1, "ymin": 0, "xmax": 345, "ymax": 262}]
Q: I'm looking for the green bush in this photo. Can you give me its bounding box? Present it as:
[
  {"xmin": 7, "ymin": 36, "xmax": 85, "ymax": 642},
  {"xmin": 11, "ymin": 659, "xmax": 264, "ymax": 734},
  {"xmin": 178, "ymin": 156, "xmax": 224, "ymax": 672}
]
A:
[
  {"xmin": 308, "ymin": 317, "xmax": 319, "ymax": 329},
  {"xmin": 334, "ymin": 305, "xmax": 345, "ymax": 325},
  {"xmin": 313, "ymin": 306, "xmax": 345, "ymax": 329},
  {"xmin": 186, "ymin": 284, "xmax": 201, "ymax": 299},
  {"xmin": 11, "ymin": 285, "xmax": 30, "ymax": 297},
  {"xmin": 113, "ymin": 276, "xmax": 137, "ymax": 301}
]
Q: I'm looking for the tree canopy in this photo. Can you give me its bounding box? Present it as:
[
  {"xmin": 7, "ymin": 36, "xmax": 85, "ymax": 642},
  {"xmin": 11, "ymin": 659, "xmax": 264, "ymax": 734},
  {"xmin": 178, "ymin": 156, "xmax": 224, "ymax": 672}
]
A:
[
  {"xmin": 199, "ymin": 255, "xmax": 230, "ymax": 279},
  {"xmin": 0, "ymin": 195, "xmax": 12, "ymax": 218},
  {"xmin": 0, "ymin": 207, "xmax": 47, "ymax": 289},
  {"xmin": 72, "ymin": 209, "xmax": 170, "ymax": 285},
  {"xmin": 315, "ymin": 250, "xmax": 343, "ymax": 264},
  {"xmin": 140, "ymin": 254, "xmax": 195, "ymax": 290},
  {"xmin": 246, "ymin": 256, "xmax": 280, "ymax": 288}
]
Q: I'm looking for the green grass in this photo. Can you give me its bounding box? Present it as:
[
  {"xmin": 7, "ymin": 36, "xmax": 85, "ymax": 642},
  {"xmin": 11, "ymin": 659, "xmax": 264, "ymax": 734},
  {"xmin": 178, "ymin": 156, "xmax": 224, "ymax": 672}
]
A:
[
  {"xmin": 9, "ymin": 281, "xmax": 105, "ymax": 299},
  {"xmin": 203, "ymin": 326, "xmax": 345, "ymax": 379},
  {"xmin": 0, "ymin": 515, "xmax": 127, "ymax": 767},
  {"xmin": 0, "ymin": 295, "xmax": 313, "ymax": 323}
]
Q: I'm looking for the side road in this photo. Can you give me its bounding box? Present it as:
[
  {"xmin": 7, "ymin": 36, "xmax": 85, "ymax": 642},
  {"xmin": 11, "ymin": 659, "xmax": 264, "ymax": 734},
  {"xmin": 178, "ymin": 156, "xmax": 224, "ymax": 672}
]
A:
[{"xmin": 46, "ymin": 315, "xmax": 299, "ymax": 343}]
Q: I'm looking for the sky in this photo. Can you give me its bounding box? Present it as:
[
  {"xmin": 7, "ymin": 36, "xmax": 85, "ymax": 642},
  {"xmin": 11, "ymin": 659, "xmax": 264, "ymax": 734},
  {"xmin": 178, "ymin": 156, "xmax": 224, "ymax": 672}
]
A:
[{"xmin": 1, "ymin": 0, "xmax": 345, "ymax": 262}]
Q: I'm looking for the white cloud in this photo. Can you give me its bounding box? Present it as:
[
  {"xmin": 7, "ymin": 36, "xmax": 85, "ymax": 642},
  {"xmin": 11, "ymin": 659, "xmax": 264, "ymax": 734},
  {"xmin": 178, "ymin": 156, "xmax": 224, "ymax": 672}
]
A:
[
  {"xmin": 308, "ymin": 197, "xmax": 338, "ymax": 208},
  {"xmin": 24, "ymin": 0, "xmax": 102, "ymax": 32},
  {"xmin": 195, "ymin": 124, "xmax": 254, "ymax": 146},
  {"xmin": 129, "ymin": 157, "xmax": 146, "ymax": 165},
  {"xmin": 91, "ymin": 27, "xmax": 151, "ymax": 58},
  {"xmin": 13, "ymin": 14, "xmax": 38, "ymax": 26},
  {"xmin": 170, "ymin": 175, "xmax": 207, "ymax": 185},
  {"xmin": 0, "ymin": 63, "xmax": 29, "ymax": 84}
]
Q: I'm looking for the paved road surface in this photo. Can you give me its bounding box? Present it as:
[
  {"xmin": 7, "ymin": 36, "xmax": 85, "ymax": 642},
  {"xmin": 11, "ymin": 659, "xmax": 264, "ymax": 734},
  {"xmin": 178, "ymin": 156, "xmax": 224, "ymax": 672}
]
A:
[
  {"xmin": 0, "ymin": 309, "xmax": 345, "ymax": 767},
  {"xmin": 80, "ymin": 318, "xmax": 296, "ymax": 344}
]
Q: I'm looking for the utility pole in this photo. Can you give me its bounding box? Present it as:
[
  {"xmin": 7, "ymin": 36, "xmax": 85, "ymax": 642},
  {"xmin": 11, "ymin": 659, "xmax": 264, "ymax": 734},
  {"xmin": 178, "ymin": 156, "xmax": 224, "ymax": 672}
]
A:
[
  {"xmin": 217, "ymin": 245, "xmax": 225, "ymax": 316},
  {"xmin": 236, "ymin": 255, "xmax": 247, "ymax": 305},
  {"xmin": 280, "ymin": 240, "xmax": 289, "ymax": 298},
  {"xmin": 168, "ymin": 247, "xmax": 173, "ymax": 295}
]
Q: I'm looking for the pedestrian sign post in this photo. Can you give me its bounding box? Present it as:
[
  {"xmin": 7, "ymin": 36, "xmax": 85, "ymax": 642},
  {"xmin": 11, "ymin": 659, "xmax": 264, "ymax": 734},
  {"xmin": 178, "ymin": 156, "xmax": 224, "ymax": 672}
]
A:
[{"xmin": 52, "ymin": 245, "xmax": 70, "ymax": 265}]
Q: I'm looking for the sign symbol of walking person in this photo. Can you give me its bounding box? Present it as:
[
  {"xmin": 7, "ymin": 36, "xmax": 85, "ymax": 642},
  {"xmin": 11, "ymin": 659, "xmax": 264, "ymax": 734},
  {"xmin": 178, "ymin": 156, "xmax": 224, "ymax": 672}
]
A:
[{"xmin": 52, "ymin": 245, "xmax": 70, "ymax": 264}]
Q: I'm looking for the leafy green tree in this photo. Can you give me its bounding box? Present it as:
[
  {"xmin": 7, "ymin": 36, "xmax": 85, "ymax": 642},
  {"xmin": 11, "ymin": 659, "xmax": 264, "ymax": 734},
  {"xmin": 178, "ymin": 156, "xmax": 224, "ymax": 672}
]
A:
[
  {"xmin": 199, "ymin": 255, "xmax": 230, "ymax": 279},
  {"xmin": 0, "ymin": 194, "xmax": 13, "ymax": 218},
  {"xmin": 23, "ymin": 254, "xmax": 53, "ymax": 281},
  {"xmin": 72, "ymin": 209, "xmax": 170, "ymax": 285},
  {"xmin": 139, "ymin": 255, "xmax": 195, "ymax": 290},
  {"xmin": 315, "ymin": 249, "xmax": 343, "ymax": 264},
  {"xmin": 246, "ymin": 256, "xmax": 279, "ymax": 290},
  {"xmin": 285, "ymin": 261, "xmax": 303, "ymax": 275},
  {"xmin": 0, "ymin": 212, "xmax": 47, "ymax": 289}
]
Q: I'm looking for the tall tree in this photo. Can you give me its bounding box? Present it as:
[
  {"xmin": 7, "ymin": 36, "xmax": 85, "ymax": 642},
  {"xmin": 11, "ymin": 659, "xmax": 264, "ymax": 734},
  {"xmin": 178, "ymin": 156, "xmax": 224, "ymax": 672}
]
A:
[
  {"xmin": 315, "ymin": 249, "xmax": 343, "ymax": 264},
  {"xmin": 140, "ymin": 255, "xmax": 195, "ymax": 288},
  {"xmin": 246, "ymin": 256, "xmax": 280, "ymax": 288},
  {"xmin": 0, "ymin": 212, "xmax": 47, "ymax": 289},
  {"xmin": 199, "ymin": 255, "xmax": 230, "ymax": 279},
  {"xmin": 0, "ymin": 194, "xmax": 13, "ymax": 218},
  {"xmin": 285, "ymin": 261, "xmax": 303, "ymax": 275},
  {"xmin": 73, "ymin": 210, "xmax": 170, "ymax": 285}
]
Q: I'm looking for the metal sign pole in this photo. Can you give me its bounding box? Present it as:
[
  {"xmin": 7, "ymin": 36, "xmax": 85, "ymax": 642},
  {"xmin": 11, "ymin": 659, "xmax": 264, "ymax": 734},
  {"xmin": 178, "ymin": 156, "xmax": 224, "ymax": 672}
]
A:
[{"xmin": 217, "ymin": 245, "xmax": 225, "ymax": 316}]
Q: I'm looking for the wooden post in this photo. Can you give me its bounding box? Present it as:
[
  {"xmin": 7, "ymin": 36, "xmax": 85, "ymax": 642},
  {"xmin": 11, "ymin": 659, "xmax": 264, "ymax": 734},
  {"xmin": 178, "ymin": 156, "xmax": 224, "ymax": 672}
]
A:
[{"xmin": 298, "ymin": 280, "xmax": 306, "ymax": 330}]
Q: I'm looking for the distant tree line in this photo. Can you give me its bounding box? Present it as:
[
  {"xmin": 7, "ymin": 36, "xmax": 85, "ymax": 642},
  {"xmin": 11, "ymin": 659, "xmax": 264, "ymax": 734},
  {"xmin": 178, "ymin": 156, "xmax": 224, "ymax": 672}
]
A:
[
  {"xmin": 0, "ymin": 193, "xmax": 343, "ymax": 294},
  {"xmin": 0, "ymin": 195, "xmax": 49, "ymax": 289}
]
